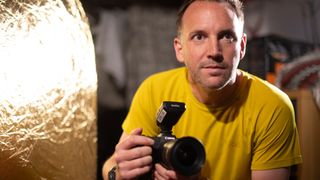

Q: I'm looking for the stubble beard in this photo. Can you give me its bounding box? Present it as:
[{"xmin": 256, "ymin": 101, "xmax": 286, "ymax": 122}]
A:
[{"xmin": 188, "ymin": 67, "xmax": 231, "ymax": 91}]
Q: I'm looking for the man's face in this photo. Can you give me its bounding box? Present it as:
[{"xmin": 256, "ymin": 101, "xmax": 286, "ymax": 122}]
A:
[{"xmin": 174, "ymin": 1, "xmax": 246, "ymax": 90}]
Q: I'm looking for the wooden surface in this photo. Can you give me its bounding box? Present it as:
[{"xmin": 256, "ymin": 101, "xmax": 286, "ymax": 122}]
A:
[{"xmin": 285, "ymin": 89, "xmax": 320, "ymax": 180}]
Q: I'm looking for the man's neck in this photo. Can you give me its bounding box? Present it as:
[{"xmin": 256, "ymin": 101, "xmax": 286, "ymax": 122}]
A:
[{"xmin": 190, "ymin": 71, "xmax": 243, "ymax": 108}]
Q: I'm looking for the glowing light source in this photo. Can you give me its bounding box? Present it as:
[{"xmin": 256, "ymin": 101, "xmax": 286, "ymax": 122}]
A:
[{"xmin": 0, "ymin": 0, "xmax": 97, "ymax": 179}]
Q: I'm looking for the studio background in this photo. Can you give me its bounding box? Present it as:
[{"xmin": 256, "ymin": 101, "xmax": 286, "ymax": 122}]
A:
[{"xmin": 79, "ymin": 0, "xmax": 320, "ymax": 179}]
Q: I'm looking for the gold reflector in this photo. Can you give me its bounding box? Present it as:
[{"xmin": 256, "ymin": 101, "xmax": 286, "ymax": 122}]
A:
[{"xmin": 0, "ymin": 0, "xmax": 97, "ymax": 179}]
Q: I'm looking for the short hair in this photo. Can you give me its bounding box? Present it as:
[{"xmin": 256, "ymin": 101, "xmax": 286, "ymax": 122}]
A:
[{"xmin": 176, "ymin": 0, "xmax": 244, "ymax": 36}]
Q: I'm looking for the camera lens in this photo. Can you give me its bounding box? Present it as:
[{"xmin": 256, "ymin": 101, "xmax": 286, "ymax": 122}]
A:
[
  {"xmin": 176, "ymin": 143, "xmax": 196, "ymax": 166},
  {"xmin": 163, "ymin": 136, "xmax": 206, "ymax": 176}
]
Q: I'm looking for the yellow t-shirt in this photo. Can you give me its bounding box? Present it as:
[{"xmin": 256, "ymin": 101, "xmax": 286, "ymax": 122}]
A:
[{"xmin": 122, "ymin": 67, "xmax": 302, "ymax": 180}]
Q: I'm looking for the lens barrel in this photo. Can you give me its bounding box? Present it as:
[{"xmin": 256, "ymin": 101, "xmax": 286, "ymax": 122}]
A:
[{"xmin": 161, "ymin": 136, "xmax": 206, "ymax": 176}]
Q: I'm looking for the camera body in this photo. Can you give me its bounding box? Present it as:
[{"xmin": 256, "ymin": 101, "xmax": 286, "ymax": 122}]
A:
[{"xmin": 151, "ymin": 101, "xmax": 206, "ymax": 176}]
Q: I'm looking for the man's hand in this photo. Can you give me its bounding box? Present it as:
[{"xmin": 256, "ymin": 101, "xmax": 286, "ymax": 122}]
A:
[
  {"xmin": 154, "ymin": 163, "xmax": 200, "ymax": 180},
  {"xmin": 113, "ymin": 128, "xmax": 154, "ymax": 179},
  {"xmin": 154, "ymin": 163, "xmax": 178, "ymax": 180}
]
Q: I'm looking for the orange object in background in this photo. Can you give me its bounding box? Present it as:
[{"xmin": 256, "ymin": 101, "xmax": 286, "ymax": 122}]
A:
[{"xmin": 266, "ymin": 62, "xmax": 284, "ymax": 84}]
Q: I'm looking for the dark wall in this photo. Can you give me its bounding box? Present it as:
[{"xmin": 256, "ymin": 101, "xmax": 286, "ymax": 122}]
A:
[
  {"xmin": 78, "ymin": 1, "xmax": 181, "ymax": 179},
  {"xmin": 81, "ymin": 0, "xmax": 181, "ymax": 10}
]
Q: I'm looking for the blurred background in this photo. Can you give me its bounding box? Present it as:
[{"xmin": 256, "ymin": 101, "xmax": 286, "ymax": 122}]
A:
[{"xmin": 79, "ymin": 0, "xmax": 320, "ymax": 179}]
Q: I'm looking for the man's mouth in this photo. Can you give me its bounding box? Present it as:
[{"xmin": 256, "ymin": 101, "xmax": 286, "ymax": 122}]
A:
[
  {"xmin": 201, "ymin": 64, "xmax": 226, "ymax": 75},
  {"xmin": 203, "ymin": 64, "xmax": 225, "ymax": 69}
]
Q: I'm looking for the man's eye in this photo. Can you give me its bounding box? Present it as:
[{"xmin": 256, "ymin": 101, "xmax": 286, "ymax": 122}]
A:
[
  {"xmin": 225, "ymin": 34, "xmax": 232, "ymax": 39},
  {"xmin": 192, "ymin": 34, "xmax": 205, "ymax": 41},
  {"xmin": 223, "ymin": 33, "xmax": 235, "ymax": 42}
]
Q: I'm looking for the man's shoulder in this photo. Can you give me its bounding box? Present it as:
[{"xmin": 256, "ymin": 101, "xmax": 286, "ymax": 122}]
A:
[
  {"xmin": 137, "ymin": 67, "xmax": 188, "ymax": 98},
  {"xmin": 147, "ymin": 67, "xmax": 186, "ymax": 81},
  {"xmin": 241, "ymin": 71, "xmax": 291, "ymax": 105}
]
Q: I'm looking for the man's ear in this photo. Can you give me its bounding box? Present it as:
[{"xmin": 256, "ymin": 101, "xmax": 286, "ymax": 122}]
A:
[
  {"xmin": 174, "ymin": 37, "xmax": 184, "ymax": 63},
  {"xmin": 240, "ymin": 33, "xmax": 247, "ymax": 60}
]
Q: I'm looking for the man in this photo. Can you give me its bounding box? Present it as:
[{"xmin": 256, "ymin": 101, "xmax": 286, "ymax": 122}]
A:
[{"xmin": 102, "ymin": 0, "xmax": 302, "ymax": 179}]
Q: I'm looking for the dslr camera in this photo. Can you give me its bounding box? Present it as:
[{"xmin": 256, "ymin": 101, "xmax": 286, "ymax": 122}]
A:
[{"xmin": 151, "ymin": 101, "xmax": 206, "ymax": 176}]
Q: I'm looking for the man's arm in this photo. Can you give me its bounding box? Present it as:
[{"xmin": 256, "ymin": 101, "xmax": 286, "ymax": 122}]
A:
[
  {"xmin": 102, "ymin": 132, "xmax": 126, "ymax": 180},
  {"xmin": 252, "ymin": 167, "xmax": 290, "ymax": 180},
  {"xmin": 102, "ymin": 128, "xmax": 154, "ymax": 180}
]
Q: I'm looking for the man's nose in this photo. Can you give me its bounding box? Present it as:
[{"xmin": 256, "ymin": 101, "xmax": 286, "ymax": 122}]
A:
[{"xmin": 207, "ymin": 38, "xmax": 223, "ymax": 62}]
